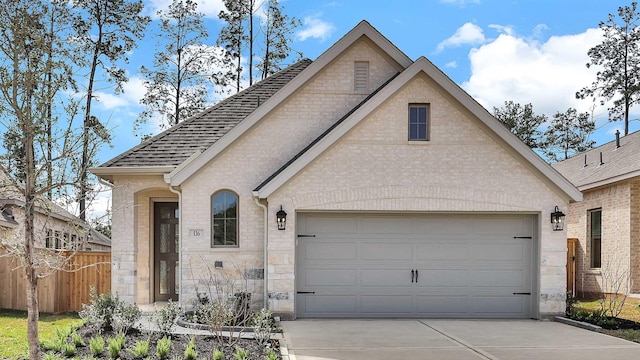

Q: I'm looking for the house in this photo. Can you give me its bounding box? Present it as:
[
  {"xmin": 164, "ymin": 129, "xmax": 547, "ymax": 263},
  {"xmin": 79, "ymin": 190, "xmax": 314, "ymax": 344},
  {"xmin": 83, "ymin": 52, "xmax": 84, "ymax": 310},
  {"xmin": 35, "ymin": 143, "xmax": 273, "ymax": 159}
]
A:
[
  {"xmin": 92, "ymin": 21, "xmax": 581, "ymax": 319},
  {"xmin": 554, "ymin": 130, "xmax": 640, "ymax": 297},
  {"xmin": 0, "ymin": 168, "xmax": 111, "ymax": 252}
]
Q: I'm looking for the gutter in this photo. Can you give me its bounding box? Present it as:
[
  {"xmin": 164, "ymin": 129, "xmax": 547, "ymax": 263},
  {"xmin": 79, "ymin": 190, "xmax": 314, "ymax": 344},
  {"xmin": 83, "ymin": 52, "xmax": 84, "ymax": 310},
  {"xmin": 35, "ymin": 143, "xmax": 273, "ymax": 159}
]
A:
[
  {"xmin": 253, "ymin": 192, "xmax": 269, "ymax": 309},
  {"xmin": 165, "ymin": 174, "xmax": 183, "ymax": 308}
]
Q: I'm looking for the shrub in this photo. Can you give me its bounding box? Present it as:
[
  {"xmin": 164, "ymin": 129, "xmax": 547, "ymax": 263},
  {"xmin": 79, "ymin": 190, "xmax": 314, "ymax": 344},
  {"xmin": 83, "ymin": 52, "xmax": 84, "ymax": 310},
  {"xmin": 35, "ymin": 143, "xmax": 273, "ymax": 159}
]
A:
[
  {"xmin": 233, "ymin": 346, "xmax": 249, "ymax": 360},
  {"xmin": 251, "ymin": 308, "xmax": 276, "ymax": 346},
  {"xmin": 232, "ymin": 292, "xmax": 252, "ymax": 326},
  {"xmin": 112, "ymin": 301, "xmax": 141, "ymax": 334},
  {"xmin": 213, "ymin": 348, "xmax": 225, "ymax": 360},
  {"xmin": 80, "ymin": 287, "xmax": 119, "ymax": 331},
  {"xmin": 152, "ymin": 299, "xmax": 181, "ymax": 336},
  {"xmin": 156, "ymin": 336, "xmax": 172, "ymax": 359},
  {"xmin": 184, "ymin": 337, "xmax": 197, "ymax": 360},
  {"xmin": 128, "ymin": 338, "xmax": 150, "ymax": 359},
  {"xmin": 89, "ymin": 334, "xmax": 105, "ymax": 356}
]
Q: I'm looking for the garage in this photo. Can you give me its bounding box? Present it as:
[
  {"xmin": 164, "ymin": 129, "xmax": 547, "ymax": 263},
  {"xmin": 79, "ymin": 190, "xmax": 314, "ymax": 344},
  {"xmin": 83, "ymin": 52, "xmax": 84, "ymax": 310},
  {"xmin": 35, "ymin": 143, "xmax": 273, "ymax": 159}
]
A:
[{"xmin": 295, "ymin": 213, "xmax": 536, "ymax": 318}]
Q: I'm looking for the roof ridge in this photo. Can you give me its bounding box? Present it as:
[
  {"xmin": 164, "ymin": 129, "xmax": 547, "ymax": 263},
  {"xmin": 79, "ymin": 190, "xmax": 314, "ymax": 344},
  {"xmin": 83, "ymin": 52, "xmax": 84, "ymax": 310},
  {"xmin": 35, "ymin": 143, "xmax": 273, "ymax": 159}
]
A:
[{"xmin": 254, "ymin": 72, "xmax": 401, "ymax": 192}]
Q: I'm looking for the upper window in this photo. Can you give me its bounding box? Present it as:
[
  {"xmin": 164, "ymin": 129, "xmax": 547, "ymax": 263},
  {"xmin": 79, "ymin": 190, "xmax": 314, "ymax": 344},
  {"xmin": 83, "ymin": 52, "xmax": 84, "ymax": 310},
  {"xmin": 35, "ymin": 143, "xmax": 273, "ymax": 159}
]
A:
[
  {"xmin": 354, "ymin": 61, "xmax": 369, "ymax": 92},
  {"xmin": 212, "ymin": 190, "xmax": 238, "ymax": 247},
  {"xmin": 409, "ymin": 104, "xmax": 430, "ymax": 141},
  {"xmin": 589, "ymin": 209, "xmax": 602, "ymax": 268}
]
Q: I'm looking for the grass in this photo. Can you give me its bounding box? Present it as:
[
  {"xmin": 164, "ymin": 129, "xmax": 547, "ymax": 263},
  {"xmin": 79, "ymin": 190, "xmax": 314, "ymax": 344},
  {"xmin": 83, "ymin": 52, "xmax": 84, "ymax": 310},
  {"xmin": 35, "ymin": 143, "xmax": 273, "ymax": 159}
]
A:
[
  {"xmin": 574, "ymin": 297, "xmax": 640, "ymax": 342},
  {"xmin": 0, "ymin": 309, "xmax": 83, "ymax": 360}
]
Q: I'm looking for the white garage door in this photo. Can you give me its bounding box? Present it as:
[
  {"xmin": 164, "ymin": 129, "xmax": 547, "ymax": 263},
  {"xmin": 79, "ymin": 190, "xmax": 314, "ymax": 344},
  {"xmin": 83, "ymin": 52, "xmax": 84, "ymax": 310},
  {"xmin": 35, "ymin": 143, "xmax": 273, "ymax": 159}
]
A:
[{"xmin": 295, "ymin": 213, "xmax": 535, "ymax": 318}]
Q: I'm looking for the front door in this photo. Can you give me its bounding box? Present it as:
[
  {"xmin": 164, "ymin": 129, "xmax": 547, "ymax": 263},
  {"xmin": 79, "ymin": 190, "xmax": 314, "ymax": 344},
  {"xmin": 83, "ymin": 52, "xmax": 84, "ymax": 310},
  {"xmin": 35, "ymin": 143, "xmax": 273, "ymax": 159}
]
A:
[{"xmin": 154, "ymin": 202, "xmax": 179, "ymax": 302}]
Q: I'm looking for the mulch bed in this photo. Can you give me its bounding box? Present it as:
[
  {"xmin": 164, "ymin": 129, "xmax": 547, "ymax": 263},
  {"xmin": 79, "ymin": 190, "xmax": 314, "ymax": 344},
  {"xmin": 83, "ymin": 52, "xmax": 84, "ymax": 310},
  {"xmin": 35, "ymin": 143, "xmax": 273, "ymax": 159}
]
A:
[{"xmin": 46, "ymin": 326, "xmax": 280, "ymax": 360}]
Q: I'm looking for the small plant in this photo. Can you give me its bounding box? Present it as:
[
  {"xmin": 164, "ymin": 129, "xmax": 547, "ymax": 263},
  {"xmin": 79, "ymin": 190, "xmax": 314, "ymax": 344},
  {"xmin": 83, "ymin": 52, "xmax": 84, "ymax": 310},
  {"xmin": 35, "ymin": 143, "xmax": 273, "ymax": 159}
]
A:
[
  {"xmin": 71, "ymin": 330, "xmax": 86, "ymax": 347},
  {"xmin": 107, "ymin": 334, "xmax": 125, "ymax": 359},
  {"xmin": 152, "ymin": 299, "xmax": 181, "ymax": 336},
  {"xmin": 63, "ymin": 342, "xmax": 76, "ymax": 357},
  {"xmin": 213, "ymin": 348, "xmax": 225, "ymax": 360},
  {"xmin": 565, "ymin": 291, "xmax": 578, "ymax": 316},
  {"xmin": 184, "ymin": 337, "xmax": 197, "ymax": 360},
  {"xmin": 89, "ymin": 334, "xmax": 105, "ymax": 356},
  {"xmin": 156, "ymin": 336, "xmax": 172, "ymax": 359},
  {"xmin": 233, "ymin": 346, "xmax": 249, "ymax": 360},
  {"xmin": 265, "ymin": 348, "xmax": 278, "ymax": 360},
  {"xmin": 43, "ymin": 353, "xmax": 64, "ymax": 360},
  {"xmin": 128, "ymin": 338, "xmax": 151, "ymax": 359},
  {"xmin": 113, "ymin": 301, "xmax": 142, "ymax": 334},
  {"xmin": 251, "ymin": 308, "xmax": 276, "ymax": 345}
]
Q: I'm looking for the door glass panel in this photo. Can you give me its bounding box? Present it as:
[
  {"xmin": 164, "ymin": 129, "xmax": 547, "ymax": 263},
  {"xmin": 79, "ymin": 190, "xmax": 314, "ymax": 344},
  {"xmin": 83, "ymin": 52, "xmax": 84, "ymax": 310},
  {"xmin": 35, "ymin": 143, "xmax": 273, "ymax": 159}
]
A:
[
  {"xmin": 175, "ymin": 224, "xmax": 179, "ymax": 253},
  {"xmin": 175, "ymin": 261, "xmax": 179, "ymax": 294},
  {"xmin": 160, "ymin": 224, "xmax": 170, "ymax": 253},
  {"xmin": 161, "ymin": 207, "xmax": 171, "ymax": 219},
  {"xmin": 159, "ymin": 261, "xmax": 168, "ymax": 294}
]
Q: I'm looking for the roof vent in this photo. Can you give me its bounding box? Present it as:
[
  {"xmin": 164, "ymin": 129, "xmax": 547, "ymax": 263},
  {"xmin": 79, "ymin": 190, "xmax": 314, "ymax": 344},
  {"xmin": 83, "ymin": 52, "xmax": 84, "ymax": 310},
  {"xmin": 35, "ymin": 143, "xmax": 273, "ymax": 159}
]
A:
[
  {"xmin": 600, "ymin": 151, "xmax": 604, "ymax": 166},
  {"xmin": 584, "ymin": 154, "xmax": 587, "ymax": 167},
  {"xmin": 616, "ymin": 129, "xmax": 620, "ymax": 148}
]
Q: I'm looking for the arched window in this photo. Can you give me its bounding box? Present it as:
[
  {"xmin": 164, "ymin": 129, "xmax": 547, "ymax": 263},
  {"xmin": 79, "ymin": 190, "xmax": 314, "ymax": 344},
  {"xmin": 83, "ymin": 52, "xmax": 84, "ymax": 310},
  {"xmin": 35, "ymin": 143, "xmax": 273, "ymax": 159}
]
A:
[{"xmin": 211, "ymin": 190, "xmax": 238, "ymax": 247}]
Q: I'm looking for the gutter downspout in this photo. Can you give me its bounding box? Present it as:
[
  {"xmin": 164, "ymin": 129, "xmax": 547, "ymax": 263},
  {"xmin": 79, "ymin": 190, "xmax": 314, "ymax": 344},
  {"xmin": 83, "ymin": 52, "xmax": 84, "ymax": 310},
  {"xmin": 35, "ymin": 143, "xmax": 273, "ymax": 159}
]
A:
[
  {"xmin": 253, "ymin": 193, "xmax": 269, "ymax": 309},
  {"xmin": 165, "ymin": 175, "xmax": 183, "ymax": 308}
]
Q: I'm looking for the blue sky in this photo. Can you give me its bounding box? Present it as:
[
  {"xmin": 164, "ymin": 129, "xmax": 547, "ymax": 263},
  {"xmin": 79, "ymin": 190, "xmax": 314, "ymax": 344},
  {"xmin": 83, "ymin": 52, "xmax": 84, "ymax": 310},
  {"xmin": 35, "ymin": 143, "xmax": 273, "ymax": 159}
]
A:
[{"xmin": 86, "ymin": 0, "xmax": 640, "ymax": 217}]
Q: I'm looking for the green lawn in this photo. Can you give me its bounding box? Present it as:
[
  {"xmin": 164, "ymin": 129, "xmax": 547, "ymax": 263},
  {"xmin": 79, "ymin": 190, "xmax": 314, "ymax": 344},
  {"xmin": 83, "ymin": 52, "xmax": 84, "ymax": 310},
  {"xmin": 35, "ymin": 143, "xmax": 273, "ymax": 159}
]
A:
[
  {"xmin": 0, "ymin": 309, "xmax": 83, "ymax": 360},
  {"xmin": 574, "ymin": 297, "xmax": 640, "ymax": 342}
]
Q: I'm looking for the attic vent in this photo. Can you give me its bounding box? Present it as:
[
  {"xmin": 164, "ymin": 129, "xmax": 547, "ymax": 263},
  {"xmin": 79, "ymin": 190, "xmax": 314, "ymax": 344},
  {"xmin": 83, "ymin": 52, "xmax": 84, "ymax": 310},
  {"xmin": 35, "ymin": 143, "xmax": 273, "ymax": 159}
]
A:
[{"xmin": 354, "ymin": 61, "xmax": 369, "ymax": 92}]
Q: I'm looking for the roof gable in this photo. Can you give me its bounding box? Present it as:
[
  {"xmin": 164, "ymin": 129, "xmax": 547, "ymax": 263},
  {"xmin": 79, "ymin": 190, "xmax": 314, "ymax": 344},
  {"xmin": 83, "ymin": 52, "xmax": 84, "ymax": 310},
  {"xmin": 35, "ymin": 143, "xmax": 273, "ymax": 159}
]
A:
[
  {"xmin": 254, "ymin": 57, "xmax": 582, "ymax": 202},
  {"xmin": 553, "ymin": 130, "xmax": 640, "ymax": 190},
  {"xmin": 168, "ymin": 20, "xmax": 413, "ymax": 185}
]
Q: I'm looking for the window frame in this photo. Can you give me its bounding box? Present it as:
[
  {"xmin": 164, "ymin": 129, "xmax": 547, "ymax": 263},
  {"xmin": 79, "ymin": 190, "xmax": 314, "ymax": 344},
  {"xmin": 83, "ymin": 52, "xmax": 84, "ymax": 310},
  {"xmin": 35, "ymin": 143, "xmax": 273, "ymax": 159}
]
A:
[
  {"xmin": 408, "ymin": 103, "xmax": 430, "ymax": 141},
  {"xmin": 211, "ymin": 190, "xmax": 239, "ymax": 248},
  {"xmin": 589, "ymin": 208, "xmax": 602, "ymax": 269}
]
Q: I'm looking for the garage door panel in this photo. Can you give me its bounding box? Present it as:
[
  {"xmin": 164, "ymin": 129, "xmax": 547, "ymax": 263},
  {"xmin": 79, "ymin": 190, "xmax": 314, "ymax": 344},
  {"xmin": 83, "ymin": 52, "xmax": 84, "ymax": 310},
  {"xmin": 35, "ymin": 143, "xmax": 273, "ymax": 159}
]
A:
[
  {"xmin": 361, "ymin": 269, "xmax": 412, "ymax": 286},
  {"xmin": 360, "ymin": 295, "xmax": 412, "ymax": 314},
  {"xmin": 302, "ymin": 295, "xmax": 357, "ymax": 314},
  {"xmin": 472, "ymin": 269, "xmax": 525, "ymax": 287},
  {"xmin": 304, "ymin": 268, "xmax": 357, "ymax": 286},
  {"xmin": 416, "ymin": 243, "xmax": 469, "ymax": 260},
  {"xmin": 304, "ymin": 242, "xmax": 357, "ymax": 260},
  {"xmin": 414, "ymin": 269, "xmax": 469, "ymax": 287},
  {"xmin": 361, "ymin": 242, "xmax": 413, "ymax": 260},
  {"xmin": 296, "ymin": 213, "xmax": 535, "ymax": 318}
]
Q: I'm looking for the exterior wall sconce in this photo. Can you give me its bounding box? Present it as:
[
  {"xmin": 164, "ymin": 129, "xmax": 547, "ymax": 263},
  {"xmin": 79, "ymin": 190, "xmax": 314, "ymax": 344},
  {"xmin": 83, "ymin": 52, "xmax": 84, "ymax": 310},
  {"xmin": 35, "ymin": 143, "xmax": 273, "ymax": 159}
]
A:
[
  {"xmin": 276, "ymin": 206, "xmax": 287, "ymax": 230},
  {"xmin": 551, "ymin": 206, "xmax": 566, "ymax": 231}
]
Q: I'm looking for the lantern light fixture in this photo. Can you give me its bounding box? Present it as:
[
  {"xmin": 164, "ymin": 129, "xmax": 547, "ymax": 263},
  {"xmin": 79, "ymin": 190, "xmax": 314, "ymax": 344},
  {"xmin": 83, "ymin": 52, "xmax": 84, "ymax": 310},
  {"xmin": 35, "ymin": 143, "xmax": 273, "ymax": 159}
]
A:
[
  {"xmin": 551, "ymin": 206, "xmax": 566, "ymax": 231},
  {"xmin": 276, "ymin": 206, "xmax": 287, "ymax": 230}
]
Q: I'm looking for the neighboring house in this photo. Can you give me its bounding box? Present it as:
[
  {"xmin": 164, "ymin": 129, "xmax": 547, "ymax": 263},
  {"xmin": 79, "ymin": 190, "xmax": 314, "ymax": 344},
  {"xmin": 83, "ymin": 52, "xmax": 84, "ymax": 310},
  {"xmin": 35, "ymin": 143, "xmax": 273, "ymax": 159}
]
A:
[
  {"xmin": 554, "ymin": 130, "xmax": 640, "ymax": 297},
  {"xmin": 0, "ymin": 168, "xmax": 111, "ymax": 252},
  {"xmin": 92, "ymin": 21, "xmax": 581, "ymax": 319}
]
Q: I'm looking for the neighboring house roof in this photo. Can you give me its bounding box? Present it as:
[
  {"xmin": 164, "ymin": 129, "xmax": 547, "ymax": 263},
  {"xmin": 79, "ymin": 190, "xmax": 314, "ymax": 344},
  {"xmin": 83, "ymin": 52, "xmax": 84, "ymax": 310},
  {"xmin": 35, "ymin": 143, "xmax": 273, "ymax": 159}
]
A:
[
  {"xmin": 253, "ymin": 56, "xmax": 582, "ymax": 202},
  {"xmin": 88, "ymin": 228, "xmax": 111, "ymax": 248},
  {"xmin": 553, "ymin": 130, "xmax": 640, "ymax": 191},
  {"xmin": 98, "ymin": 58, "xmax": 312, "ymax": 169}
]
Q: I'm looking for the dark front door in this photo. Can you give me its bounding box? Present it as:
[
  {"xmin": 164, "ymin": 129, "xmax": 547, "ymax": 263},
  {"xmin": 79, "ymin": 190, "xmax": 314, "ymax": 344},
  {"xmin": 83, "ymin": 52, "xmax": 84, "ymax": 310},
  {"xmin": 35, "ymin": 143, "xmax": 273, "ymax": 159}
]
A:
[{"xmin": 154, "ymin": 202, "xmax": 179, "ymax": 302}]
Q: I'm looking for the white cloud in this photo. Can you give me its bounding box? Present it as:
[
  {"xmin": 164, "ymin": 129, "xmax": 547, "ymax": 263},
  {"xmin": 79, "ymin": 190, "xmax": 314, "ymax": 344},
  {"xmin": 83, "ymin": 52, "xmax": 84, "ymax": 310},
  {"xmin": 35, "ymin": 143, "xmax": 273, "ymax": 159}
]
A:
[
  {"xmin": 436, "ymin": 23, "xmax": 485, "ymax": 53},
  {"xmin": 146, "ymin": 0, "xmax": 224, "ymax": 19},
  {"xmin": 445, "ymin": 61, "xmax": 458, "ymax": 68},
  {"xmin": 462, "ymin": 28, "xmax": 605, "ymax": 119},
  {"xmin": 93, "ymin": 77, "xmax": 146, "ymax": 110},
  {"xmin": 488, "ymin": 24, "xmax": 514, "ymax": 36},
  {"xmin": 296, "ymin": 16, "xmax": 336, "ymax": 42}
]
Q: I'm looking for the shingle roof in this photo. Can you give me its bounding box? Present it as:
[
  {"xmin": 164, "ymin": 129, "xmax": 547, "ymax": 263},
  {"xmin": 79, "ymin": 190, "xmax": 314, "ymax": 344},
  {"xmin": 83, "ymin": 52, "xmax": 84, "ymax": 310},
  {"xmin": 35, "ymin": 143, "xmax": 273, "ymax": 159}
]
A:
[
  {"xmin": 100, "ymin": 58, "xmax": 313, "ymax": 168},
  {"xmin": 553, "ymin": 130, "xmax": 640, "ymax": 189}
]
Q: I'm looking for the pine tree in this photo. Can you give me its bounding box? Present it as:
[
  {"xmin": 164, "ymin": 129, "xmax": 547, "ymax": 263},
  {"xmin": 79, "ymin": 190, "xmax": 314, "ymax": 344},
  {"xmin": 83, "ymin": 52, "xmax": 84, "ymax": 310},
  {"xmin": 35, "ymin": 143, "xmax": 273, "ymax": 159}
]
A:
[
  {"xmin": 542, "ymin": 108, "xmax": 596, "ymax": 162},
  {"xmin": 258, "ymin": 0, "xmax": 302, "ymax": 80},
  {"xmin": 492, "ymin": 101, "xmax": 547, "ymax": 150}
]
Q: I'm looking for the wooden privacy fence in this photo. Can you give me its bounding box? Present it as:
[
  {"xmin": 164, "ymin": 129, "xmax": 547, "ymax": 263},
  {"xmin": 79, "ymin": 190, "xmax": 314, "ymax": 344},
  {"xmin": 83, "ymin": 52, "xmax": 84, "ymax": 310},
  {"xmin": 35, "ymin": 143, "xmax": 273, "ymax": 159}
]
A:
[{"xmin": 0, "ymin": 250, "xmax": 111, "ymax": 313}]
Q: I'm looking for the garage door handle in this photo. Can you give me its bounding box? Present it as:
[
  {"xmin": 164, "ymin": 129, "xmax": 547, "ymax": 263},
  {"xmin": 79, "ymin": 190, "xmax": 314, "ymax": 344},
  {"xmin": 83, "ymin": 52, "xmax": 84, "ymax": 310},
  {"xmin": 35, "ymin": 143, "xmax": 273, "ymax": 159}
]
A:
[
  {"xmin": 411, "ymin": 269, "xmax": 415, "ymax": 283},
  {"xmin": 513, "ymin": 292, "xmax": 531, "ymax": 295},
  {"xmin": 297, "ymin": 291, "xmax": 315, "ymax": 294},
  {"xmin": 415, "ymin": 269, "xmax": 418, "ymax": 282}
]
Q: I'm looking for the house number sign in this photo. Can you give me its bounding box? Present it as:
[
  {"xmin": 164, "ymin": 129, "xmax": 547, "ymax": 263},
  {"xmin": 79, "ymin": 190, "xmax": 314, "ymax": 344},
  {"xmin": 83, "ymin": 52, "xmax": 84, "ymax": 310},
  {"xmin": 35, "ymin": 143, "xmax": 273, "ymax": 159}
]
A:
[{"xmin": 189, "ymin": 229, "xmax": 203, "ymax": 237}]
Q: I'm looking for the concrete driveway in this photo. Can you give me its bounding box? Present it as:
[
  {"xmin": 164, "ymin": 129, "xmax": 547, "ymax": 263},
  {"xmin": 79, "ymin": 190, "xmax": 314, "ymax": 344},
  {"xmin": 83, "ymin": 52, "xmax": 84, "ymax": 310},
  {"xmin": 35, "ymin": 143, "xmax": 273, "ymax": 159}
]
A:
[{"xmin": 281, "ymin": 319, "xmax": 640, "ymax": 360}]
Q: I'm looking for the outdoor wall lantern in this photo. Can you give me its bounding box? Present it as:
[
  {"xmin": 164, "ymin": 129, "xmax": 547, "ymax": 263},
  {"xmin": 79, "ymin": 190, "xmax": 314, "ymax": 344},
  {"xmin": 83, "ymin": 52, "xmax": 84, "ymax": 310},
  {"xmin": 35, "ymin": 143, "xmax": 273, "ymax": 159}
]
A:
[
  {"xmin": 276, "ymin": 206, "xmax": 287, "ymax": 230},
  {"xmin": 551, "ymin": 206, "xmax": 566, "ymax": 231}
]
